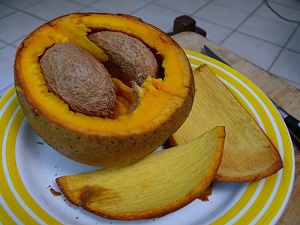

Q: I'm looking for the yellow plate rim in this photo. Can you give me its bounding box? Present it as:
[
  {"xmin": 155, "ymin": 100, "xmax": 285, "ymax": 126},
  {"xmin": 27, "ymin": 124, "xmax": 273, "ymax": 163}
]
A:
[{"xmin": 0, "ymin": 49, "xmax": 294, "ymax": 225}]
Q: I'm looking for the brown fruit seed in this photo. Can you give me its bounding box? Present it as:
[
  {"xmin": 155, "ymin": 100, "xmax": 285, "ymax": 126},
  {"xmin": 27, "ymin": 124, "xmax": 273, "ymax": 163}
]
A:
[
  {"xmin": 40, "ymin": 43, "xmax": 116, "ymax": 117},
  {"xmin": 89, "ymin": 31, "xmax": 159, "ymax": 87}
]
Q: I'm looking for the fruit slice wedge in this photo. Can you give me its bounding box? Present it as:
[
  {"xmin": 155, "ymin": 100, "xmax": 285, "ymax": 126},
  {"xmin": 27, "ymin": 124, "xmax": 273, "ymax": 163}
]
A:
[
  {"xmin": 170, "ymin": 65, "xmax": 283, "ymax": 182},
  {"xmin": 56, "ymin": 126, "xmax": 225, "ymax": 220}
]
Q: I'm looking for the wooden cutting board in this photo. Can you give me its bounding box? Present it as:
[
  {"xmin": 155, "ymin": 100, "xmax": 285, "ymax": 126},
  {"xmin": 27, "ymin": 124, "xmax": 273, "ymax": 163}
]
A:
[{"xmin": 172, "ymin": 31, "xmax": 300, "ymax": 225}]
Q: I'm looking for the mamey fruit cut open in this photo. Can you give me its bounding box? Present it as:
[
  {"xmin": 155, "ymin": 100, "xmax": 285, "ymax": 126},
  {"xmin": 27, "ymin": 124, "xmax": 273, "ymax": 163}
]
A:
[{"xmin": 14, "ymin": 13, "xmax": 194, "ymax": 166}]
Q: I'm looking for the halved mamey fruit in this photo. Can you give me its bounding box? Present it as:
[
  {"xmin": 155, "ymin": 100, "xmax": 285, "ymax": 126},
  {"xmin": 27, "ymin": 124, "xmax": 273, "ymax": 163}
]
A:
[
  {"xmin": 14, "ymin": 13, "xmax": 194, "ymax": 167},
  {"xmin": 56, "ymin": 126, "xmax": 225, "ymax": 220},
  {"xmin": 170, "ymin": 65, "xmax": 283, "ymax": 182}
]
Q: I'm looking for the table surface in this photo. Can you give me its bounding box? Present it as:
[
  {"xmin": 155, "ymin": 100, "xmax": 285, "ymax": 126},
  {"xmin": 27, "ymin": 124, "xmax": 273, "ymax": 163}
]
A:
[{"xmin": 172, "ymin": 31, "xmax": 300, "ymax": 225}]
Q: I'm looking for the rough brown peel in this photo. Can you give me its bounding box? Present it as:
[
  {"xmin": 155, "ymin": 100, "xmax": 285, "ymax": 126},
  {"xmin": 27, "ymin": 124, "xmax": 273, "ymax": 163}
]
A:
[
  {"xmin": 89, "ymin": 31, "xmax": 159, "ymax": 87},
  {"xmin": 40, "ymin": 42, "xmax": 116, "ymax": 117}
]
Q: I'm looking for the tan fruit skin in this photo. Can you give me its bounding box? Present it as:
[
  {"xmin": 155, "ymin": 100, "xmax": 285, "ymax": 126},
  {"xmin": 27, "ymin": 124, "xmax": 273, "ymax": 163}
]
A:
[{"xmin": 15, "ymin": 77, "xmax": 194, "ymax": 167}]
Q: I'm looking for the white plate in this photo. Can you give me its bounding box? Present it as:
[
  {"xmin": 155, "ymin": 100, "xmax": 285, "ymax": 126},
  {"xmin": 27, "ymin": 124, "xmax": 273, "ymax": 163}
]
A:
[{"xmin": 0, "ymin": 50, "xmax": 294, "ymax": 225}]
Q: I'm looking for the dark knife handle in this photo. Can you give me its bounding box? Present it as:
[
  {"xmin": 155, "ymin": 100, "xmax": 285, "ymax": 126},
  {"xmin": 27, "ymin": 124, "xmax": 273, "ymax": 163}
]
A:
[{"xmin": 285, "ymin": 115, "xmax": 300, "ymax": 144}]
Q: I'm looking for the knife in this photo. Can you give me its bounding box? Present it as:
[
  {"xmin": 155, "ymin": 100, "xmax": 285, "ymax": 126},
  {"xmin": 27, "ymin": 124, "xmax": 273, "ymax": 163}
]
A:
[{"xmin": 203, "ymin": 45, "xmax": 300, "ymax": 144}]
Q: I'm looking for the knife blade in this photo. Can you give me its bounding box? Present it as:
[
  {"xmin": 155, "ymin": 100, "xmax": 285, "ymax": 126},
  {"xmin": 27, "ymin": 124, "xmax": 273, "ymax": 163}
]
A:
[
  {"xmin": 203, "ymin": 45, "xmax": 231, "ymax": 67},
  {"xmin": 203, "ymin": 44, "xmax": 300, "ymax": 144}
]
